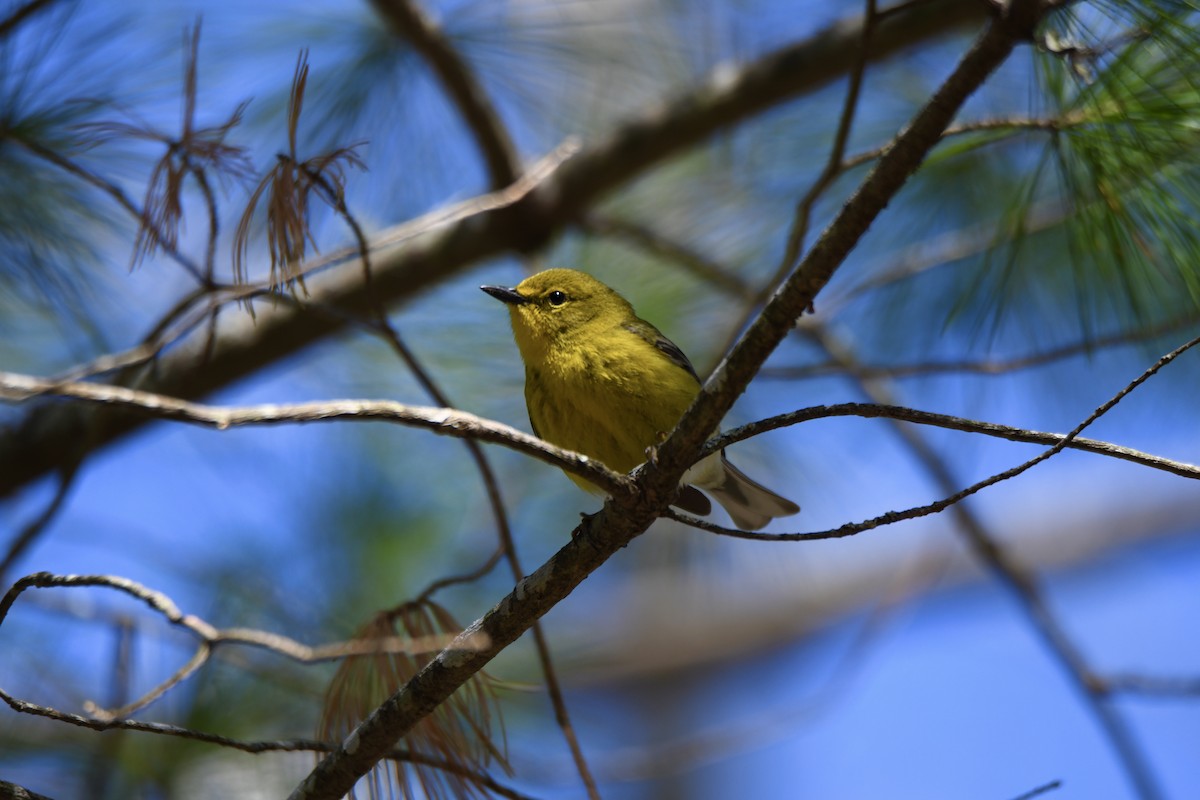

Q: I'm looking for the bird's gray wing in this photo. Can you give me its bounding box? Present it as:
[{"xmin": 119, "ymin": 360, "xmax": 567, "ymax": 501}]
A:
[{"xmin": 624, "ymin": 321, "xmax": 700, "ymax": 382}]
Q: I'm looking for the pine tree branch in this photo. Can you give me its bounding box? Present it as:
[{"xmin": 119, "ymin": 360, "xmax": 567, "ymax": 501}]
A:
[
  {"xmin": 0, "ymin": 0, "xmax": 991, "ymax": 499},
  {"xmin": 288, "ymin": 6, "xmax": 1046, "ymax": 799}
]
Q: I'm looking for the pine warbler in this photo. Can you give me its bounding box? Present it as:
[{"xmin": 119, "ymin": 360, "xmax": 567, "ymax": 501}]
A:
[{"xmin": 482, "ymin": 268, "xmax": 799, "ymax": 530}]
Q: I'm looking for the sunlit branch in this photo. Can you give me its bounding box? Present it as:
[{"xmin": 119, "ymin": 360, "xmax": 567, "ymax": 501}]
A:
[
  {"xmin": 0, "ymin": 371, "xmax": 629, "ymax": 497},
  {"xmin": 0, "ymin": 778, "xmax": 56, "ymax": 800}
]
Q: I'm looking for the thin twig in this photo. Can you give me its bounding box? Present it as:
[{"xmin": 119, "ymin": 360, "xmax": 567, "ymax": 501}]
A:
[
  {"xmin": 717, "ymin": 0, "xmax": 878, "ymax": 356},
  {"xmin": 415, "ymin": 546, "xmax": 506, "ymax": 602},
  {"xmin": 0, "ymin": 688, "xmax": 537, "ymax": 800},
  {"xmin": 706, "ymin": 402, "xmax": 1200, "ymax": 480},
  {"xmin": 0, "ymin": 371, "xmax": 629, "ymax": 496},
  {"xmin": 778, "ymin": 0, "xmax": 878, "ymax": 280}
]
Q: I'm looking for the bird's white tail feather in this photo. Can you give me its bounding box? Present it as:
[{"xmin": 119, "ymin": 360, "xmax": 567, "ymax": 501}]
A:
[{"xmin": 706, "ymin": 455, "xmax": 800, "ymax": 531}]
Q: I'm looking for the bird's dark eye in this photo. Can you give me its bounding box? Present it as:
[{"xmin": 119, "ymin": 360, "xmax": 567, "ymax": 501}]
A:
[{"xmin": 547, "ymin": 290, "xmax": 568, "ymax": 307}]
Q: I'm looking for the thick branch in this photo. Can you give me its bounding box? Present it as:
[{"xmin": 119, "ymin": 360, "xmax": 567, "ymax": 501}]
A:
[{"xmin": 0, "ymin": 0, "xmax": 990, "ymax": 499}]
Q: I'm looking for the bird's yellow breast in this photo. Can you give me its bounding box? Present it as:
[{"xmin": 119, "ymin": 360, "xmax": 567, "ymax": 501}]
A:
[{"xmin": 522, "ymin": 327, "xmax": 698, "ymax": 482}]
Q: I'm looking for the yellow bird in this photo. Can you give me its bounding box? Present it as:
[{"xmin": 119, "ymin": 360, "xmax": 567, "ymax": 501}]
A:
[{"xmin": 482, "ymin": 268, "xmax": 799, "ymax": 530}]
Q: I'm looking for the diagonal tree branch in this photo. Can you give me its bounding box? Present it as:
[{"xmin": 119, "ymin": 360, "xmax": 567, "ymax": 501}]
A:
[
  {"xmin": 0, "ymin": 0, "xmax": 991, "ymax": 499},
  {"xmin": 287, "ymin": 6, "xmax": 1047, "ymax": 799}
]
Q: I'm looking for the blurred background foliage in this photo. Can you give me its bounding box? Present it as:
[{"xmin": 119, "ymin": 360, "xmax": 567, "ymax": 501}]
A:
[{"xmin": 1, "ymin": 1, "xmax": 1199, "ymax": 798}]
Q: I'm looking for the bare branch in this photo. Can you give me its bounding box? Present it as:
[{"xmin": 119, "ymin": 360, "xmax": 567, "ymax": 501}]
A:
[
  {"xmin": 0, "ymin": 370, "xmax": 629, "ymax": 496},
  {"xmin": 707, "ymin": 403, "xmax": 1200, "ymax": 481}
]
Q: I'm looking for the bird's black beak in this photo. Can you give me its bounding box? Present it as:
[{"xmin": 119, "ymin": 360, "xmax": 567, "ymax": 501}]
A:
[{"xmin": 481, "ymin": 285, "xmax": 527, "ymax": 305}]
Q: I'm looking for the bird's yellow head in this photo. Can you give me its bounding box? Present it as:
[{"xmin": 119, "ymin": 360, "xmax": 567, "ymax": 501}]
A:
[{"xmin": 481, "ymin": 268, "xmax": 634, "ymax": 363}]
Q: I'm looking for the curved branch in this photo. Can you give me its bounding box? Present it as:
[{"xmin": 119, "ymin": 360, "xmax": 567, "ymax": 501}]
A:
[
  {"xmin": 0, "ymin": 371, "xmax": 629, "ymax": 497},
  {"xmin": 707, "ymin": 402, "xmax": 1200, "ymax": 480},
  {"xmin": 0, "ymin": 572, "xmax": 489, "ymax": 723}
]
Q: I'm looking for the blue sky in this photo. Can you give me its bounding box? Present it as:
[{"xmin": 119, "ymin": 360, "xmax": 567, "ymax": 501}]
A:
[{"xmin": 2, "ymin": 1, "xmax": 1199, "ymax": 799}]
